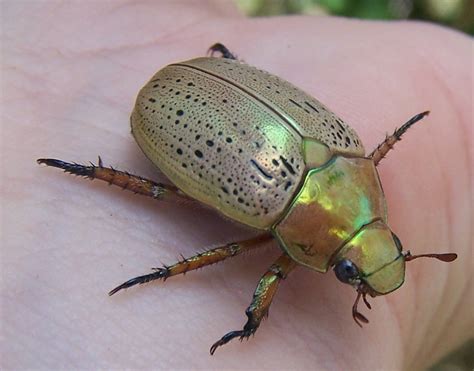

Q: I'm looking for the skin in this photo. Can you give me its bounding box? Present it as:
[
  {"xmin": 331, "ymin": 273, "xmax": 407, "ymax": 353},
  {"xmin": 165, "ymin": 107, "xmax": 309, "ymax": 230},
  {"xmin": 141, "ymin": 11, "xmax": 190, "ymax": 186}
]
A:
[{"xmin": 1, "ymin": 1, "xmax": 472, "ymax": 370}]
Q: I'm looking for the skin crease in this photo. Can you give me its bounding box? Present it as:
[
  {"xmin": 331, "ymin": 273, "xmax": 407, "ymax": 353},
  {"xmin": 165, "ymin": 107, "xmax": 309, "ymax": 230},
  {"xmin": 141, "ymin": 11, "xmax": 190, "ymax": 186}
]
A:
[{"xmin": 1, "ymin": 1, "xmax": 472, "ymax": 370}]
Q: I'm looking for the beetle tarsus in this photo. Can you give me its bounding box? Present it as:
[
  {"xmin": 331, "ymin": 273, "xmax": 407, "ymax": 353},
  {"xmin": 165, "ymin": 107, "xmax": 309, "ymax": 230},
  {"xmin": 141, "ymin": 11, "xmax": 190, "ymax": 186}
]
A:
[
  {"xmin": 207, "ymin": 43, "xmax": 237, "ymax": 60},
  {"xmin": 108, "ymin": 268, "xmax": 169, "ymax": 296},
  {"xmin": 394, "ymin": 111, "xmax": 430, "ymax": 139},
  {"xmin": 210, "ymin": 254, "xmax": 296, "ymax": 354},
  {"xmin": 37, "ymin": 158, "xmax": 95, "ymax": 178},
  {"xmin": 210, "ymin": 328, "xmax": 256, "ymax": 355},
  {"xmin": 369, "ymin": 111, "xmax": 430, "ymax": 166},
  {"xmin": 37, "ymin": 157, "xmax": 193, "ymax": 202},
  {"xmin": 109, "ymin": 235, "xmax": 272, "ymax": 296}
]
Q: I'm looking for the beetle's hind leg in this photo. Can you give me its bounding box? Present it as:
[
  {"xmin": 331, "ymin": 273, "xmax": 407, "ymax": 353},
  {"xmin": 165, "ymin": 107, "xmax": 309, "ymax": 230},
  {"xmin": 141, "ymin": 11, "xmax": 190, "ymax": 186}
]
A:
[
  {"xmin": 37, "ymin": 157, "xmax": 191, "ymax": 203},
  {"xmin": 207, "ymin": 43, "xmax": 237, "ymax": 60},
  {"xmin": 109, "ymin": 234, "xmax": 273, "ymax": 295},
  {"xmin": 210, "ymin": 253, "xmax": 296, "ymax": 355}
]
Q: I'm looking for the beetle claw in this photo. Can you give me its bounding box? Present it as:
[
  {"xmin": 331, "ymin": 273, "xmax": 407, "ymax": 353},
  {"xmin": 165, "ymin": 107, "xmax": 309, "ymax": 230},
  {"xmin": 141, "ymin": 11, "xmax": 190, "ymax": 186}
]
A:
[
  {"xmin": 209, "ymin": 328, "xmax": 256, "ymax": 355},
  {"xmin": 108, "ymin": 268, "xmax": 169, "ymax": 296},
  {"xmin": 210, "ymin": 330, "xmax": 244, "ymax": 355}
]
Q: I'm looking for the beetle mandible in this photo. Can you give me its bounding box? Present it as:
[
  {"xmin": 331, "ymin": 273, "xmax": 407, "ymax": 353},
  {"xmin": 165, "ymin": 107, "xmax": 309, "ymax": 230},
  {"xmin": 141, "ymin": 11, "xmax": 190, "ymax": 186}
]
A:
[{"xmin": 38, "ymin": 43, "xmax": 457, "ymax": 354}]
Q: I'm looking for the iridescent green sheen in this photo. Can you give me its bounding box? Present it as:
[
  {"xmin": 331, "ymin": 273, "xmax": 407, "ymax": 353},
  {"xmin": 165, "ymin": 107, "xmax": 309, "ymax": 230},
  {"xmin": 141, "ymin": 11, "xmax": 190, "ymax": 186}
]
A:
[
  {"xmin": 335, "ymin": 220, "xmax": 405, "ymax": 294},
  {"xmin": 365, "ymin": 256, "xmax": 405, "ymax": 294},
  {"xmin": 273, "ymin": 156, "xmax": 387, "ymax": 272},
  {"xmin": 302, "ymin": 138, "xmax": 331, "ymax": 168}
]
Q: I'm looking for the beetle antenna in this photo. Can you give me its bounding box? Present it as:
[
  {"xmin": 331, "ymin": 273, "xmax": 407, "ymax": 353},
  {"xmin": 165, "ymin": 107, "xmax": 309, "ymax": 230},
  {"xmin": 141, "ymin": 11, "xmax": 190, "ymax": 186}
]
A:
[
  {"xmin": 370, "ymin": 111, "xmax": 430, "ymax": 166},
  {"xmin": 404, "ymin": 251, "xmax": 457, "ymax": 262}
]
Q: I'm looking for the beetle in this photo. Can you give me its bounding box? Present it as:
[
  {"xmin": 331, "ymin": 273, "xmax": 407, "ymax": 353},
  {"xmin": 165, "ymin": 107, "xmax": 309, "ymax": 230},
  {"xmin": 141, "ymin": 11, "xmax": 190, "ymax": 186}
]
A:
[{"xmin": 37, "ymin": 43, "xmax": 457, "ymax": 354}]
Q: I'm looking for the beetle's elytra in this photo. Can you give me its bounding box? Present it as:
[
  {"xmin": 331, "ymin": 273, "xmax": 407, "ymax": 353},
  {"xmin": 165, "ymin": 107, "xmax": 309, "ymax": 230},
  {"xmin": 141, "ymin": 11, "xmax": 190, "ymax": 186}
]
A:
[{"xmin": 37, "ymin": 43, "xmax": 457, "ymax": 354}]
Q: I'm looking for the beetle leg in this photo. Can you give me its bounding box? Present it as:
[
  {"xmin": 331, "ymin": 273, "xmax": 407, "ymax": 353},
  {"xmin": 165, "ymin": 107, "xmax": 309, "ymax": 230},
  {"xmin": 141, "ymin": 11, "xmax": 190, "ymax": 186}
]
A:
[
  {"xmin": 207, "ymin": 43, "xmax": 237, "ymax": 60},
  {"xmin": 108, "ymin": 234, "xmax": 273, "ymax": 296},
  {"xmin": 210, "ymin": 253, "xmax": 296, "ymax": 355},
  {"xmin": 369, "ymin": 111, "xmax": 430, "ymax": 166},
  {"xmin": 37, "ymin": 157, "xmax": 191, "ymax": 203}
]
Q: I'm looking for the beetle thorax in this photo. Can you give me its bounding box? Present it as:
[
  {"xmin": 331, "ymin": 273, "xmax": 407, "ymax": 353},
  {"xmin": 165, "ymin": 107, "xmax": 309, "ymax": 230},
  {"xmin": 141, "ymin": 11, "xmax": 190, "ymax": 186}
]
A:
[{"xmin": 272, "ymin": 156, "xmax": 387, "ymax": 272}]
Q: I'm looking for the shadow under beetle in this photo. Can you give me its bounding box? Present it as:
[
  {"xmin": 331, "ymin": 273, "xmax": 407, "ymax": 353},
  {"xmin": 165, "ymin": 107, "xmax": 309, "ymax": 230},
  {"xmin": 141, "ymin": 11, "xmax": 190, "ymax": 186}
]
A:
[{"xmin": 38, "ymin": 43, "xmax": 457, "ymax": 355}]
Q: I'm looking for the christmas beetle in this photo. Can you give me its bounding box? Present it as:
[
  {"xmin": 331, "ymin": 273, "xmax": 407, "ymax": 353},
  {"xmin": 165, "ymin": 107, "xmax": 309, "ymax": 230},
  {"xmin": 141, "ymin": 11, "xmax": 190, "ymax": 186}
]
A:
[{"xmin": 37, "ymin": 43, "xmax": 457, "ymax": 354}]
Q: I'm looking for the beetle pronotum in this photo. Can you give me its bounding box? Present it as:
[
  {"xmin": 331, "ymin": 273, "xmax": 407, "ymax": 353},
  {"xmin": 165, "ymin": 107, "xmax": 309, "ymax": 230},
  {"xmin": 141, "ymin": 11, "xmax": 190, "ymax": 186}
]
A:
[{"xmin": 38, "ymin": 43, "xmax": 457, "ymax": 354}]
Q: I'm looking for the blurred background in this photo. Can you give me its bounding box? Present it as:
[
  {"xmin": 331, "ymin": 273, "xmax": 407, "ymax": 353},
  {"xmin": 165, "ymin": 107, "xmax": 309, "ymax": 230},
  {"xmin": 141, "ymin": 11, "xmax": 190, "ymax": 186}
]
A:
[
  {"xmin": 233, "ymin": 1, "xmax": 473, "ymax": 370},
  {"xmin": 234, "ymin": 0, "xmax": 474, "ymax": 34}
]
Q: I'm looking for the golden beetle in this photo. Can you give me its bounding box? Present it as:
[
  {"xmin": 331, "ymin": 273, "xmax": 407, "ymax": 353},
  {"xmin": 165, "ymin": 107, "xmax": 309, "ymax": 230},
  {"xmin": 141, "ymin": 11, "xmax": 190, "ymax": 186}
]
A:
[{"xmin": 38, "ymin": 43, "xmax": 457, "ymax": 354}]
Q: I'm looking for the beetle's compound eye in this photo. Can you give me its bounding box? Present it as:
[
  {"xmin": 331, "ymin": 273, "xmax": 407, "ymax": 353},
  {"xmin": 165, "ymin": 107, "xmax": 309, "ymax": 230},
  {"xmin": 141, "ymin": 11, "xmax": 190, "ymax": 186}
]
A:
[{"xmin": 334, "ymin": 259, "xmax": 359, "ymax": 284}]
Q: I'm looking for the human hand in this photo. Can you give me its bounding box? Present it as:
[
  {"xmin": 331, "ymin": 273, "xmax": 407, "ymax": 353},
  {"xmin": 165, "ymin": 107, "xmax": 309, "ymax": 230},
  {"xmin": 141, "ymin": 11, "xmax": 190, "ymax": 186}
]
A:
[{"xmin": 2, "ymin": 1, "xmax": 471, "ymax": 369}]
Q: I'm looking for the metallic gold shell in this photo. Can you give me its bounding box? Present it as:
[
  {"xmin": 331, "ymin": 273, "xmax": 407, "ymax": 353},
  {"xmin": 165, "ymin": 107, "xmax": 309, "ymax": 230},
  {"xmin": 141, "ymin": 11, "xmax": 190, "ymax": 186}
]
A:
[
  {"xmin": 273, "ymin": 157, "xmax": 387, "ymax": 272},
  {"xmin": 131, "ymin": 57, "xmax": 365, "ymax": 229},
  {"xmin": 335, "ymin": 220, "xmax": 405, "ymax": 294}
]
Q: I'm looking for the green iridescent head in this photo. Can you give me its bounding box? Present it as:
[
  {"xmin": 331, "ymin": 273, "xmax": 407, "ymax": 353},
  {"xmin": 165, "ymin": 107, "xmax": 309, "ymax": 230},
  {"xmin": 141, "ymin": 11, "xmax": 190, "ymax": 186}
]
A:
[
  {"xmin": 331, "ymin": 220, "xmax": 457, "ymax": 326},
  {"xmin": 333, "ymin": 220, "xmax": 405, "ymax": 296}
]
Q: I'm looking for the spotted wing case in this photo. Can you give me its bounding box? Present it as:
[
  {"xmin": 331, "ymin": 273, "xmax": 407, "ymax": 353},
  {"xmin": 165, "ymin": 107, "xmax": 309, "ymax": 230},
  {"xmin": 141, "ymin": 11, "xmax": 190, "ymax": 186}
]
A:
[{"xmin": 131, "ymin": 57, "xmax": 365, "ymax": 229}]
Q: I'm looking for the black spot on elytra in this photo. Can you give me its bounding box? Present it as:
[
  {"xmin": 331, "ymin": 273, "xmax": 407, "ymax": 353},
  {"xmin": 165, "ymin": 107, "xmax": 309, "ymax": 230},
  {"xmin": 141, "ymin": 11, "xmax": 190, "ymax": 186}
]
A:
[
  {"xmin": 336, "ymin": 120, "xmax": 345, "ymax": 131},
  {"xmin": 289, "ymin": 99, "xmax": 303, "ymax": 109},
  {"xmin": 250, "ymin": 160, "xmax": 273, "ymax": 180},
  {"xmin": 304, "ymin": 101, "xmax": 320, "ymax": 113},
  {"xmin": 279, "ymin": 156, "xmax": 295, "ymax": 175}
]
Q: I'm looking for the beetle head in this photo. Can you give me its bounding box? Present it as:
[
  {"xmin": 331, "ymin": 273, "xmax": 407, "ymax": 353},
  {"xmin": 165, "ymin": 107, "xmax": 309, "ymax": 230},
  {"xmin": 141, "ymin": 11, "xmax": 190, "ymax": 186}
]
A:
[{"xmin": 332, "ymin": 220, "xmax": 457, "ymax": 326}]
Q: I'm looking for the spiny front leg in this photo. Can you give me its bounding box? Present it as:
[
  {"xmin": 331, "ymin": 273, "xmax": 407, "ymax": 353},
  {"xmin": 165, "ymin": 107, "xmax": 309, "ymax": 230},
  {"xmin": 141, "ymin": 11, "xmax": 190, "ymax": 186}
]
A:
[
  {"xmin": 37, "ymin": 157, "xmax": 190, "ymax": 203},
  {"xmin": 109, "ymin": 234, "xmax": 272, "ymax": 296},
  {"xmin": 369, "ymin": 111, "xmax": 429, "ymax": 166},
  {"xmin": 210, "ymin": 254, "xmax": 297, "ymax": 355},
  {"xmin": 207, "ymin": 43, "xmax": 238, "ymax": 60}
]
